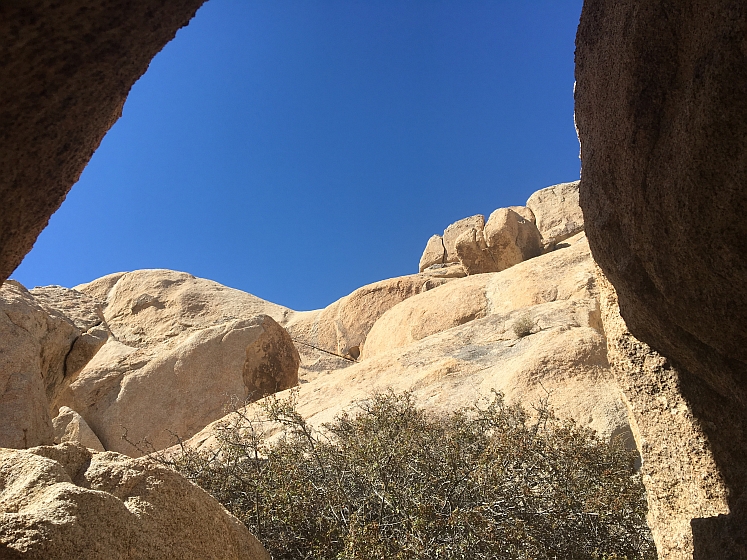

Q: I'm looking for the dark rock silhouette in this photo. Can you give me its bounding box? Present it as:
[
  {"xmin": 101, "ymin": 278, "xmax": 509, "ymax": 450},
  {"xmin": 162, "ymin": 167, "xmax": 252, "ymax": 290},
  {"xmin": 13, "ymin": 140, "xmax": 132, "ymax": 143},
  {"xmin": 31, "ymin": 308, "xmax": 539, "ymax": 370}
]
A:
[
  {"xmin": 0, "ymin": 0, "xmax": 206, "ymax": 284},
  {"xmin": 576, "ymin": 1, "xmax": 747, "ymax": 557}
]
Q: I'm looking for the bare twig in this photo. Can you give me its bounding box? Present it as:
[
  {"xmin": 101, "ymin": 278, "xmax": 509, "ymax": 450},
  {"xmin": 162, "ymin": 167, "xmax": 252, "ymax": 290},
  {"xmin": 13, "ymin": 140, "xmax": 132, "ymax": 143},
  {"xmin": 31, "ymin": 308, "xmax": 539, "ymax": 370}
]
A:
[{"xmin": 291, "ymin": 337, "xmax": 358, "ymax": 363}]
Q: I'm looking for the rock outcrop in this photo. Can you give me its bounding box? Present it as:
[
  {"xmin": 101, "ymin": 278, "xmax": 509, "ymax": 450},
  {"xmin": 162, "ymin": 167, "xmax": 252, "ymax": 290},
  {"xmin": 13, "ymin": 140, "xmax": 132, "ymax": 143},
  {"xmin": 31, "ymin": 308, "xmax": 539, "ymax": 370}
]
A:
[
  {"xmin": 419, "ymin": 235, "xmax": 447, "ymax": 270},
  {"xmin": 418, "ymin": 187, "xmax": 582, "ymax": 277},
  {"xmin": 54, "ymin": 309, "xmax": 299, "ymax": 455},
  {"xmin": 1, "ymin": 270, "xmax": 300, "ymax": 457},
  {"xmin": 62, "ymin": 270, "xmax": 299, "ymax": 455},
  {"xmin": 526, "ymin": 180, "xmax": 583, "ymax": 247},
  {"xmin": 0, "ymin": 282, "xmax": 100, "ymax": 449},
  {"xmin": 576, "ymin": 1, "xmax": 747, "ymax": 557},
  {"xmin": 0, "ymin": 0, "xmax": 206, "ymax": 285},
  {"xmin": 0, "ymin": 443, "xmax": 269, "ymax": 560},
  {"xmin": 74, "ymin": 269, "xmax": 292, "ymax": 348},
  {"xmin": 188, "ymin": 233, "xmax": 631, "ymax": 466},
  {"xmin": 597, "ymin": 270, "xmax": 728, "ymax": 558},
  {"xmin": 366, "ymin": 232, "xmax": 596, "ymax": 358},
  {"xmin": 285, "ymin": 269, "xmax": 460, "ymax": 372},
  {"xmin": 52, "ymin": 406, "xmax": 105, "ymax": 452},
  {"xmin": 453, "ymin": 208, "xmax": 542, "ymax": 275}
]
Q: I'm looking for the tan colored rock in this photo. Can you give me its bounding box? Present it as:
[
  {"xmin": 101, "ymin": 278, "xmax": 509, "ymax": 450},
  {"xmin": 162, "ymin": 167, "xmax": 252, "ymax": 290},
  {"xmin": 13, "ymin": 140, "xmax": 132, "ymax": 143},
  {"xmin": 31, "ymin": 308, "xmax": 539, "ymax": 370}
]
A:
[
  {"xmin": 28, "ymin": 286, "xmax": 111, "ymax": 383},
  {"xmin": 452, "ymin": 206, "xmax": 544, "ymax": 275},
  {"xmin": 30, "ymin": 286, "xmax": 106, "ymax": 332},
  {"xmin": 419, "ymin": 262, "xmax": 468, "ymax": 279},
  {"xmin": 244, "ymin": 316, "xmax": 301, "ymax": 398},
  {"xmin": 453, "ymin": 228, "xmax": 493, "ymax": 275},
  {"xmin": 0, "ymin": 443, "xmax": 269, "ymax": 560},
  {"xmin": 362, "ymin": 274, "xmax": 489, "ymax": 357},
  {"xmin": 64, "ymin": 326, "xmax": 109, "ymax": 379},
  {"xmin": 75, "ymin": 269, "xmax": 293, "ymax": 348},
  {"xmin": 419, "ymin": 234, "xmax": 446, "ymax": 271},
  {"xmin": 74, "ymin": 272, "xmax": 127, "ymax": 303},
  {"xmin": 507, "ymin": 205, "xmax": 536, "ymax": 224},
  {"xmin": 55, "ymin": 314, "xmax": 299, "ymax": 456},
  {"xmin": 442, "ymin": 214, "xmax": 485, "ymax": 264},
  {"xmin": 597, "ymin": 269, "xmax": 729, "ymax": 559},
  {"xmin": 189, "ymin": 298, "xmax": 628, "ymax": 459},
  {"xmin": 526, "ymin": 181, "xmax": 583, "ymax": 246},
  {"xmin": 422, "ymin": 206, "xmax": 542, "ymax": 276},
  {"xmin": 437, "ymin": 207, "xmax": 542, "ymax": 276},
  {"xmin": 52, "ymin": 406, "xmax": 105, "ymax": 452},
  {"xmin": 0, "ymin": 282, "xmax": 80, "ymax": 449},
  {"xmin": 285, "ymin": 273, "xmax": 453, "ymax": 374},
  {"xmin": 364, "ymin": 233, "xmax": 596, "ymax": 358},
  {"xmin": 188, "ymin": 233, "xmax": 627, "ymax": 461},
  {"xmin": 484, "ymin": 207, "xmax": 542, "ymax": 263}
]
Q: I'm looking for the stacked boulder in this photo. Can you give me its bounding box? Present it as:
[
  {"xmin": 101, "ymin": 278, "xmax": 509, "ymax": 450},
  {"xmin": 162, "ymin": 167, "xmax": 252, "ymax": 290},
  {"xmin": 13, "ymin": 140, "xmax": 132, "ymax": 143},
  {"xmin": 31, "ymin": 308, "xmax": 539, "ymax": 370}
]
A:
[
  {"xmin": 188, "ymin": 229, "xmax": 633, "ymax": 463},
  {"xmin": 0, "ymin": 282, "xmax": 108, "ymax": 450},
  {"xmin": 0, "ymin": 270, "xmax": 301, "ymax": 457},
  {"xmin": 0, "ymin": 180, "xmax": 628, "ymax": 559},
  {"xmin": 57, "ymin": 270, "xmax": 300, "ymax": 456},
  {"xmin": 0, "ymin": 443, "xmax": 269, "ymax": 559},
  {"xmin": 419, "ymin": 180, "xmax": 583, "ymax": 275}
]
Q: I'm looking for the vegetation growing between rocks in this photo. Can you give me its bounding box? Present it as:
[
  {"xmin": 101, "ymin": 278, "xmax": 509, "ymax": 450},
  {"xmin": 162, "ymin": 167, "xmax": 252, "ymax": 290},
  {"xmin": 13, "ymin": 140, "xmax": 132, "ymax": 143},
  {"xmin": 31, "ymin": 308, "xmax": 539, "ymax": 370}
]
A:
[
  {"xmin": 512, "ymin": 313, "xmax": 536, "ymax": 338},
  {"xmin": 169, "ymin": 390, "xmax": 655, "ymax": 560}
]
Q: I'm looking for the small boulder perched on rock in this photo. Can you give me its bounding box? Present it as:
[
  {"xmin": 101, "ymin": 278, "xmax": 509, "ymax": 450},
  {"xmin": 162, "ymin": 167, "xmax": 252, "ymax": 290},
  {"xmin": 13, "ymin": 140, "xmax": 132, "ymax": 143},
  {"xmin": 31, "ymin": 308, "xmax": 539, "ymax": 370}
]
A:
[
  {"xmin": 526, "ymin": 180, "xmax": 584, "ymax": 247},
  {"xmin": 420, "ymin": 206, "xmax": 542, "ymax": 276},
  {"xmin": 0, "ymin": 443, "xmax": 269, "ymax": 560},
  {"xmin": 52, "ymin": 406, "xmax": 105, "ymax": 451},
  {"xmin": 442, "ymin": 215, "xmax": 485, "ymax": 263},
  {"xmin": 419, "ymin": 235, "xmax": 446, "ymax": 271},
  {"xmin": 484, "ymin": 207, "xmax": 542, "ymax": 265},
  {"xmin": 419, "ymin": 215, "xmax": 486, "ymax": 272},
  {"xmin": 455, "ymin": 207, "xmax": 543, "ymax": 275}
]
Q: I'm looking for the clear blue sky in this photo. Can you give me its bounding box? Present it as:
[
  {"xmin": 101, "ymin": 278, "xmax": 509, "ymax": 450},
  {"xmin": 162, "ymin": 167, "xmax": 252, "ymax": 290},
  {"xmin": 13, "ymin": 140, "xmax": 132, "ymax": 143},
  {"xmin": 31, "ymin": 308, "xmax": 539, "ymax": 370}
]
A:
[{"xmin": 12, "ymin": 0, "xmax": 583, "ymax": 311}]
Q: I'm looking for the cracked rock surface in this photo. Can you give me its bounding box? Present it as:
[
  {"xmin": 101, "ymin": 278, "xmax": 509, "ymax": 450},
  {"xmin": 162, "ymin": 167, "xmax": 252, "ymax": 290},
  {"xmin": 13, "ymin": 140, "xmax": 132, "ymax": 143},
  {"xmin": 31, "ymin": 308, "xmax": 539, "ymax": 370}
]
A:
[
  {"xmin": 576, "ymin": 1, "xmax": 747, "ymax": 556},
  {"xmin": 0, "ymin": 442, "xmax": 269, "ymax": 560},
  {"xmin": 0, "ymin": 282, "xmax": 81, "ymax": 449},
  {"xmin": 53, "ymin": 269, "xmax": 300, "ymax": 456}
]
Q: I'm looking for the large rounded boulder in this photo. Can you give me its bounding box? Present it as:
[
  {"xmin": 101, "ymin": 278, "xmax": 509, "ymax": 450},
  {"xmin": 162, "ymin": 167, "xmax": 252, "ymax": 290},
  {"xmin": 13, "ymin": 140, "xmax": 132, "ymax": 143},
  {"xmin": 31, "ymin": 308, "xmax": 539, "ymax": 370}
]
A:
[{"xmin": 0, "ymin": 443, "xmax": 269, "ymax": 560}]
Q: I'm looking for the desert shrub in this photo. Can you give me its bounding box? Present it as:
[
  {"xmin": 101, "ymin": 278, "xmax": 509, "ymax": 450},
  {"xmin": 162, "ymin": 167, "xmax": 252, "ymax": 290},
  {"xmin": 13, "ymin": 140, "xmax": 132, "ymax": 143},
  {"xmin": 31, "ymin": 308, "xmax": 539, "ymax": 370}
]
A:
[
  {"xmin": 512, "ymin": 313, "xmax": 536, "ymax": 338},
  {"xmin": 170, "ymin": 390, "xmax": 655, "ymax": 560}
]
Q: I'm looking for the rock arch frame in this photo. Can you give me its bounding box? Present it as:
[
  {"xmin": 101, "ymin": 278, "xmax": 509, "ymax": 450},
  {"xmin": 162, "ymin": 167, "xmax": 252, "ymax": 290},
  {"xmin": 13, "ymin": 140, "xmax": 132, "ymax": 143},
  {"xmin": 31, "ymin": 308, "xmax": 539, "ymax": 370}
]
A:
[{"xmin": 2, "ymin": 1, "xmax": 746, "ymax": 557}]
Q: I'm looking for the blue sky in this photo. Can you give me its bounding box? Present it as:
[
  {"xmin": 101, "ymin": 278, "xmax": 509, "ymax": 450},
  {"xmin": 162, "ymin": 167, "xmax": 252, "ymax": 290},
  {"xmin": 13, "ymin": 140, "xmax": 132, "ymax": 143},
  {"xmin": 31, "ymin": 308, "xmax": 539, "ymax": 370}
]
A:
[{"xmin": 12, "ymin": 0, "xmax": 583, "ymax": 311}]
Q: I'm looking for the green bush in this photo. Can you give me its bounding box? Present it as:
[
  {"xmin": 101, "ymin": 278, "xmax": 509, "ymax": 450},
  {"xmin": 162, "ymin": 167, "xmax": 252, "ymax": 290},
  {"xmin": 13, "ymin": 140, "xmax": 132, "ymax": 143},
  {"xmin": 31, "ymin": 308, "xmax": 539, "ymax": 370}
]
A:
[{"xmin": 170, "ymin": 390, "xmax": 655, "ymax": 560}]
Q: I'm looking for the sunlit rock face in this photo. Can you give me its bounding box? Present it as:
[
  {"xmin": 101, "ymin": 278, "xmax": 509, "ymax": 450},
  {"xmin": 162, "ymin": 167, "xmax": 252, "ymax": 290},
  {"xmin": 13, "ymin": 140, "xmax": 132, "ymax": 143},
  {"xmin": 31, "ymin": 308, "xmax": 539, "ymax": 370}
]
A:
[
  {"xmin": 0, "ymin": 443, "xmax": 270, "ymax": 560},
  {"xmin": 575, "ymin": 0, "xmax": 747, "ymax": 557},
  {"xmin": 416, "ymin": 186, "xmax": 581, "ymax": 276},
  {"xmin": 0, "ymin": 0, "xmax": 206, "ymax": 285}
]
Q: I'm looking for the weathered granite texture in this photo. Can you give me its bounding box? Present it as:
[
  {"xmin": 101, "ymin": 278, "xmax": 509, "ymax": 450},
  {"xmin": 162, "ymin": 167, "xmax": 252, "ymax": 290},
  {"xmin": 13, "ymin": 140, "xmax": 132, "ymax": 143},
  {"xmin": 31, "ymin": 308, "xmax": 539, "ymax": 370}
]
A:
[
  {"xmin": 597, "ymin": 269, "xmax": 729, "ymax": 559},
  {"xmin": 0, "ymin": 0, "xmax": 206, "ymax": 284},
  {"xmin": 576, "ymin": 1, "xmax": 747, "ymax": 558}
]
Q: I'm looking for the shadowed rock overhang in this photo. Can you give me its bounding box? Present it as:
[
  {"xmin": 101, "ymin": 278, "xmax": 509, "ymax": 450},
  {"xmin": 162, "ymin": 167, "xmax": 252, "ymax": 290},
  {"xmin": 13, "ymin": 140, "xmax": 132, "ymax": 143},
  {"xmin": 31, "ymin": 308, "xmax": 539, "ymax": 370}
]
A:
[{"xmin": 0, "ymin": 0, "xmax": 206, "ymax": 285}]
